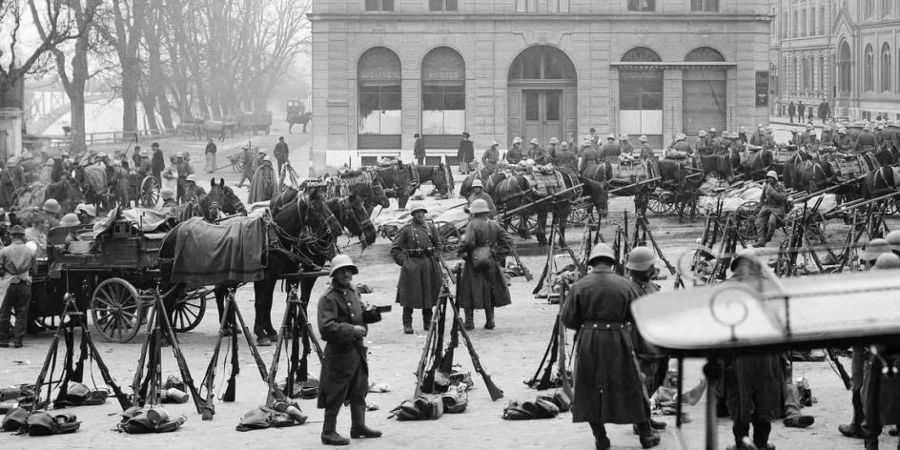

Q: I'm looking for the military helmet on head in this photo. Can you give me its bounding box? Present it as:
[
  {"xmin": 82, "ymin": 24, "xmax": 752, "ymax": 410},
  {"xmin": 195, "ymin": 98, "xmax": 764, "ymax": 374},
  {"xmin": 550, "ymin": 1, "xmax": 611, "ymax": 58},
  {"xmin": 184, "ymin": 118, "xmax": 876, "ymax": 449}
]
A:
[
  {"xmin": 862, "ymin": 238, "xmax": 891, "ymax": 261},
  {"xmin": 59, "ymin": 213, "xmax": 80, "ymax": 227},
  {"xmin": 626, "ymin": 246, "xmax": 656, "ymax": 271},
  {"xmin": 43, "ymin": 198, "xmax": 61, "ymax": 215},
  {"xmin": 471, "ymin": 179, "xmax": 484, "ymax": 188},
  {"xmin": 470, "ymin": 199, "xmax": 491, "ymax": 214},
  {"xmin": 587, "ymin": 243, "xmax": 616, "ymax": 266},
  {"xmin": 875, "ymin": 252, "xmax": 900, "ymax": 270},
  {"xmin": 766, "ymin": 170, "xmax": 778, "ymax": 180},
  {"xmin": 409, "ymin": 203, "xmax": 427, "ymax": 215},
  {"xmin": 329, "ymin": 254, "xmax": 358, "ymax": 277},
  {"xmin": 885, "ymin": 229, "xmax": 900, "ymax": 252}
]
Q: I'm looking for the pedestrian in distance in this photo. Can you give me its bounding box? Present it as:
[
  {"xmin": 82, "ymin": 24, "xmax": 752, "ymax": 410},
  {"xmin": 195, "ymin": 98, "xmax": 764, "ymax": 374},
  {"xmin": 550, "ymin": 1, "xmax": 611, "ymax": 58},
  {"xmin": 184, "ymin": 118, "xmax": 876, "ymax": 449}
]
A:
[
  {"xmin": 562, "ymin": 243, "xmax": 661, "ymax": 450},
  {"xmin": 788, "ymin": 101, "xmax": 796, "ymax": 124},
  {"xmin": 0, "ymin": 225, "xmax": 36, "ymax": 348},
  {"xmin": 317, "ymin": 254, "xmax": 383, "ymax": 446},
  {"xmin": 205, "ymin": 138, "xmax": 217, "ymax": 174},
  {"xmin": 389, "ymin": 203, "xmax": 442, "ymax": 334},
  {"xmin": 456, "ymin": 198, "xmax": 511, "ymax": 330},
  {"xmin": 457, "ymin": 132, "xmax": 474, "ymax": 175},
  {"xmin": 414, "ymin": 133, "xmax": 426, "ymax": 165},
  {"xmin": 273, "ymin": 136, "xmax": 289, "ymax": 182},
  {"xmin": 151, "ymin": 142, "xmax": 165, "ymax": 185}
]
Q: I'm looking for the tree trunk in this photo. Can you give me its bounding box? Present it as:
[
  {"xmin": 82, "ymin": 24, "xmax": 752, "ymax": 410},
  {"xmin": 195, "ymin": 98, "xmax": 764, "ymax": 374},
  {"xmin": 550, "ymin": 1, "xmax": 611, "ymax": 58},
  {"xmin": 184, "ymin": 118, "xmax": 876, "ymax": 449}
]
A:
[
  {"xmin": 140, "ymin": 92, "xmax": 159, "ymax": 132},
  {"xmin": 69, "ymin": 89, "xmax": 87, "ymax": 153},
  {"xmin": 121, "ymin": 62, "xmax": 140, "ymax": 132}
]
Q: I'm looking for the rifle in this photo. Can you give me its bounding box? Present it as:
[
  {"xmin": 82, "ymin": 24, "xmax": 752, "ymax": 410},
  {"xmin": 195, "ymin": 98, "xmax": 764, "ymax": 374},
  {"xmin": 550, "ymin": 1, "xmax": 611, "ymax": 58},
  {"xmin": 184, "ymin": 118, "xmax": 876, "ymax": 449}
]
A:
[
  {"xmin": 446, "ymin": 298, "xmax": 504, "ymax": 401},
  {"xmin": 155, "ymin": 290, "xmax": 209, "ymax": 417},
  {"xmin": 223, "ymin": 331, "xmax": 239, "ymax": 402},
  {"xmin": 826, "ymin": 348, "xmax": 852, "ymax": 390},
  {"xmin": 509, "ymin": 243, "xmax": 533, "ymax": 281}
]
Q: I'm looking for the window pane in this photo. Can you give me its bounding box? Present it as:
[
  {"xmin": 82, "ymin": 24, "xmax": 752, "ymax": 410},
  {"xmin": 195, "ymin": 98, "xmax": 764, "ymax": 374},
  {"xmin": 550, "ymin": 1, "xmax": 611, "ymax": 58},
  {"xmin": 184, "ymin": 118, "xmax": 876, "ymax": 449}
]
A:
[
  {"xmin": 381, "ymin": 84, "xmax": 401, "ymax": 110},
  {"xmin": 422, "ymin": 110, "xmax": 445, "ymax": 134},
  {"xmin": 525, "ymin": 91, "xmax": 540, "ymax": 120},
  {"xmin": 382, "ymin": 0, "xmax": 393, "ymax": 11},
  {"xmin": 545, "ymin": 91, "xmax": 560, "ymax": 121},
  {"xmin": 446, "ymin": 0, "xmax": 457, "ymax": 11},
  {"xmin": 429, "ymin": 0, "xmax": 442, "ymax": 10},
  {"xmin": 443, "ymin": 110, "xmax": 465, "ymax": 134},
  {"xmin": 523, "ymin": 54, "xmax": 542, "ymax": 79},
  {"xmin": 691, "ymin": 0, "xmax": 702, "ymax": 11},
  {"xmin": 380, "ymin": 110, "xmax": 401, "ymax": 134},
  {"xmin": 446, "ymin": 86, "xmax": 466, "ymax": 110},
  {"xmin": 365, "ymin": 0, "xmax": 379, "ymax": 11},
  {"xmin": 705, "ymin": 0, "xmax": 718, "ymax": 11}
]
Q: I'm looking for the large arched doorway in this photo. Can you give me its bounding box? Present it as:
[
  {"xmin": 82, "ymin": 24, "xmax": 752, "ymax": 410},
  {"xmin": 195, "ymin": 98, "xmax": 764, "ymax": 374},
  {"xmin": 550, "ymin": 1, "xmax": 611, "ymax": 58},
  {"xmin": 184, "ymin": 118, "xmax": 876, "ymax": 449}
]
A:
[
  {"xmin": 358, "ymin": 47, "xmax": 402, "ymax": 149},
  {"xmin": 421, "ymin": 47, "xmax": 466, "ymax": 152},
  {"xmin": 619, "ymin": 47, "xmax": 663, "ymax": 148},
  {"xmin": 507, "ymin": 46, "xmax": 577, "ymax": 146},
  {"xmin": 682, "ymin": 47, "xmax": 727, "ymax": 135},
  {"xmin": 837, "ymin": 41, "xmax": 852, "ymax": 97}
]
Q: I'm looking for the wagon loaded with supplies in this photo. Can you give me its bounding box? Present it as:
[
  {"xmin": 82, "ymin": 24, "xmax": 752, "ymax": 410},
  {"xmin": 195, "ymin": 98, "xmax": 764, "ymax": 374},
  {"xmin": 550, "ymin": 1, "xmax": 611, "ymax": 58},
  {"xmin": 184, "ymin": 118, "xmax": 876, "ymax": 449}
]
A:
[{"xmin": 28, "ymin": 209, "xmax": 208, "ymax": 343}]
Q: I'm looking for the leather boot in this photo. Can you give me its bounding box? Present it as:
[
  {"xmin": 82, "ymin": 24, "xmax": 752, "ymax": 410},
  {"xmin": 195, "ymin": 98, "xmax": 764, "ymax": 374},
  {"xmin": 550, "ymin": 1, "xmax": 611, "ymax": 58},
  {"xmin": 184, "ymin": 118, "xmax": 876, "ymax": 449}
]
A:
[
  {"xmin": 464, "ymin": 308, "xmax": 475, "ymax": 330},
  {"xmin": 484, "ymin": 306, "xmax": 495, "ymax": 330},
  {"xmin": 865, "ymin": 437, "xmax": 879, "ymax": 450},
  {"xmin": 636, "ymin": 422, "xmax": 660, "ymax": 448},
  {"xmin": 590, "ymin": 422, "xmax": 610, "ymax": 450},
  {"xmin": 350, "ymin": 403, "xmax": 381, "ymax": 438},
  {"xmin": 321, "ymin": 408, "xmax": 348, "ymax": 445},
  {"xmin": 321, "ymin": 432, "xmax": 350, "ymax": 446}
]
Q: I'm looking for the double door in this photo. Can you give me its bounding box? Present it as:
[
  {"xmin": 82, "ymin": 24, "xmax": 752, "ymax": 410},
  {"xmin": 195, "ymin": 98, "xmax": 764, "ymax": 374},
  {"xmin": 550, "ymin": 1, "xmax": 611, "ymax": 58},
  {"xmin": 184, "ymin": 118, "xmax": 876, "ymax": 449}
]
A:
[{"xmin": 508, "ymin": 87, "xmax": 575, "ymax": 147}]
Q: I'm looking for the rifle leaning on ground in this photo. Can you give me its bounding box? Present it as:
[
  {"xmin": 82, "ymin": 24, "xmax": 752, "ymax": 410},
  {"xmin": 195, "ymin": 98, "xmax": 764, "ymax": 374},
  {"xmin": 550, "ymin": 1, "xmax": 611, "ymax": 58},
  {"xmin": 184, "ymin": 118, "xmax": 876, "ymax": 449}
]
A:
[
  {"xmin": 509, "ymin": 243, "xmax": 533, "ymax": 281},
  {"xmin": 825, "ymin": 348, "xmax": 852, "ymax": 391}
]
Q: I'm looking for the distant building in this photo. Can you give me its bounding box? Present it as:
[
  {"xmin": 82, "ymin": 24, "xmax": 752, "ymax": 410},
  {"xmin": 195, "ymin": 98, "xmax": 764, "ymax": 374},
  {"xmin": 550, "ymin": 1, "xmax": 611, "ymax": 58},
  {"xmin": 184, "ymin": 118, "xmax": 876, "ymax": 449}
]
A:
[
  {"xmin": 310, "ymin": 0, "xmax": 772, "ymax": 171},
  {"xmin": 0, "ymin": 77, "xmax": 24, "ymax": 159},
  {"xmin": 773, "ymin": 1, "xmax": 900, "ymax": 122}
]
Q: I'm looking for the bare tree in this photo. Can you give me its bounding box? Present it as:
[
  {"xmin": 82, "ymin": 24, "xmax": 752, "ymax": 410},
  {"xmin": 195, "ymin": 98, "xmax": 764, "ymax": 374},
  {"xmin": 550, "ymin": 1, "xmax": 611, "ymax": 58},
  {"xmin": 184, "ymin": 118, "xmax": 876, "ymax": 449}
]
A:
[
  {"xmin": 29, "ymin": 0, "xmax": 102, "ymax": 153},
  {"xmin": 96, "ymin": 0, "xmax": 146, "ymax": 133}
]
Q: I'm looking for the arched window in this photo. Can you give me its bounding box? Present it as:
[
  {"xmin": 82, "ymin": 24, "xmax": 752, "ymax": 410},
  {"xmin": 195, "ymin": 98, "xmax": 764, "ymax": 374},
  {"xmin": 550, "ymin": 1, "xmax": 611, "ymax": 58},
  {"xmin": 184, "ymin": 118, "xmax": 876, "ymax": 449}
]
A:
[
  {"xmin": 865, "ymin": 44, "xmax": 875, "ymax": 92},
  {"xmin": 683, "ymin": 47, "xmax": 726, "ymax": 135},
  {"xmin": 838, "ymin": 41, "xmax": 852, "ymax": 94},
  {"xmin": 507, "ymin": 46, "xmax": 577, "ymax": 145},
  {"xmin": 883, "ymin": 43, "xmax": 892, "ymax": 92},
  {"xmin": 358, "ymin": 47, "xmax": 401, "ymax": 149},
  {"xmin": 619, "ymin": 47, "xmax": 663, "ymax": 147},
  {"xmin": 421, "ymin": 47, "xmax": 466, "ymax": 150}
]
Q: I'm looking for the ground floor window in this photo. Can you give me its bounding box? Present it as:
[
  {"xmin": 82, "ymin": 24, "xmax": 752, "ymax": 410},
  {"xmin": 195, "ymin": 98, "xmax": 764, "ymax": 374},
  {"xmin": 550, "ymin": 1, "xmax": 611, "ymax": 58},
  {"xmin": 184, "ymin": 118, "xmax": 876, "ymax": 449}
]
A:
[
  {"xmin": 358, "ymin": 47, "xmax": 402, "ymax": 149},
  {"xmin": 683, "ymin": 69, "xmax": 726, "ymax": 135},
  {"xmin": 619, "ymin": 69, "xmax": 663, "ymax": 148}
]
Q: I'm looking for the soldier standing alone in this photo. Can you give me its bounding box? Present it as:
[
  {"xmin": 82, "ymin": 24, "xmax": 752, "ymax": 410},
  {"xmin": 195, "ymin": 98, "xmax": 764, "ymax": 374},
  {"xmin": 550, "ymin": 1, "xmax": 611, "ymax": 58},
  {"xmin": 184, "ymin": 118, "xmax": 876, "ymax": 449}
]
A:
[
  {"xmin": 317, "ymin": 255, "xmax": 382, "ymax": 446},
  {"xmin": 390, "ymin": 203, "xmax": 442, "ymax": 334},
  {"xmin": 457, "ymin": 199, "xmax": 511, "ymax": 330}
]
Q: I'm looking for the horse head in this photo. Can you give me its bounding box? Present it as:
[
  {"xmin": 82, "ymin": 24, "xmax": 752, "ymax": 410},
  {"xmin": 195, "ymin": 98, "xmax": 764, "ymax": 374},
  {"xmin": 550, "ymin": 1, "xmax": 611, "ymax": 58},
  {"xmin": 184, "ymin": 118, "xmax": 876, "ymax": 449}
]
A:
[
  {"xmin": 329, "ymin": 194, "xmax": 376, "ymax": 247},
  {"xmin": 202, "ymin": 178, "xmax": 247, "ymax": 220}
]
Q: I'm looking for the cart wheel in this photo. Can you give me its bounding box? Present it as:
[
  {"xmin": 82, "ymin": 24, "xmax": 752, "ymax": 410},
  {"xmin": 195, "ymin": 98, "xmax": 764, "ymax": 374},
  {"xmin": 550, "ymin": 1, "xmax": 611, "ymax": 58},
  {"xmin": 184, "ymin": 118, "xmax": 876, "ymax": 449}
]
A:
[
  {"xmin": 91, "ymin": 277, "xmax": 143, "ymax": 343},
  {"xmin": 436, "ymin": 221, "xmax": 461, "ymax": 252},
  {"xmin": 646, "ymin": 194, "xmax": 672, "ymax": 216},
  {"xmin": 140, "ymin": 176, "xmax": 161, "ymax": 207},
  {"xmin": 507, "ymin": 214, "xmax": 538, "ymax": 234},
  {"xmin": 171, "ymin": 288, "xmax": 207, "ymax": 333}
]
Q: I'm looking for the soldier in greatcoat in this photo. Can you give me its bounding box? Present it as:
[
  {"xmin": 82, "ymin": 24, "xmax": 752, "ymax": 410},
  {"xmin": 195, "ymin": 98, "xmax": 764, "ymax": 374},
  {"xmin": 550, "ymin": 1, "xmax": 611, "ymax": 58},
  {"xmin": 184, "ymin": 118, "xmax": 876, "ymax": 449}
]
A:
[
  {"xmin": 505, "ymin": 137, "xmax": 524, "ymax": 165},
  {"xmin": 600, "ymin": 134, "xmax": 621, "ymax": 161},
  {"xmin": 553, "ymin": 142, "xmax": 578, "ymax": 171},
  {"xmin": 562, "ymin": 243, "xmax": 660, "ymax": 450},
  {"xmin": 390, "ymin": 203, "xmax": 442, "ymax": 334},
  {"xmin": 481, "ymin": 141, "xmax": 500, "ymax": 172},
  {"xmin": 466, "ymin": 179, "xmax": 496, "ymax": 216},
  {"xmin": 317, "ymin": 254, "xmax": 382, "ymax": 446},
  {"xmin": 456, "ymin": 199, "xmax": 511, "ymax": 330}
]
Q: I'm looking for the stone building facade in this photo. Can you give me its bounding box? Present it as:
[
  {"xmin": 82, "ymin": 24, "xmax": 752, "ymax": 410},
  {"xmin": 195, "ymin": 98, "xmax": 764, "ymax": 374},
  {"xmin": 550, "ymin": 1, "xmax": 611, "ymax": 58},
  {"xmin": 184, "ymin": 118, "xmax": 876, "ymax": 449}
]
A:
[{"xmin": 310, "ymin": 0, "xmax": 772, "ymax": 170}]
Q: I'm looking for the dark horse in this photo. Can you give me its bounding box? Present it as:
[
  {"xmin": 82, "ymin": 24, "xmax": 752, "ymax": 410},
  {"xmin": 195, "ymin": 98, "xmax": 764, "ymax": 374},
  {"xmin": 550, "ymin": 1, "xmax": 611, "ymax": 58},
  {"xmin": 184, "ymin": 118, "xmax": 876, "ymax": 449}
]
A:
[
  {"xmin": 494, "ymin": 168, "xmax": 579, "ymax": 247},
  {"xmin": 415, "ymin": 163, "xmax": 455, "ymax": 198},
  {"xmin": 325, "ymin": 193, "xmax": 378, "ymax": 248},
  {"xmin": 371, "ymin": 162, "xmax": 415, "ymax": 209},
  {"xmin": 44, "ymin": 177, "xmax": 85, "ymax": 214},
  {"xmin": 345, "ymin": 180, "xmax": 390, "ymax": 216},
  {"xmin": 740, "ymin": 147, "xmax": 774, "ymax": 180},
  {"xmin": 199, "ymin": 178, "xmax": 248, "ymax": 221},
  {"xmin": 655, "ymin": 158, "xmax": 705, "ymax": 222}
]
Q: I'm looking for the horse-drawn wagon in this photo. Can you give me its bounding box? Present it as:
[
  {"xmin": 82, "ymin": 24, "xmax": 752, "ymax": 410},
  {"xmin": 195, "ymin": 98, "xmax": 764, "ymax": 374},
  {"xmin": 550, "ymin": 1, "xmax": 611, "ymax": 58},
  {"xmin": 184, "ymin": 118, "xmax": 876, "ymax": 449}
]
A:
[
  {"xmin": 238, "ymin": 111, "xmax": 272, "ymax": 136},
  {"xmin": 29, "ymin": 211, "xmax": 208, "ymax": 343}
]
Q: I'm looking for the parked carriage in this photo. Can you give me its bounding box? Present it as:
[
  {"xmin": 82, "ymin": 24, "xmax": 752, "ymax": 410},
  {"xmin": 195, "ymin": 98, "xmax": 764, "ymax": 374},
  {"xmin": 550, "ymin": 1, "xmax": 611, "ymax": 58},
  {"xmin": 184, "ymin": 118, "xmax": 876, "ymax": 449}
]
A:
[
  {"xmin": 29, "ymin": 215, "xmax": 208, "ymax": 343},
  {"xmin": 237, "ymin": 111, "xmax": 272, "ymax": 135}
]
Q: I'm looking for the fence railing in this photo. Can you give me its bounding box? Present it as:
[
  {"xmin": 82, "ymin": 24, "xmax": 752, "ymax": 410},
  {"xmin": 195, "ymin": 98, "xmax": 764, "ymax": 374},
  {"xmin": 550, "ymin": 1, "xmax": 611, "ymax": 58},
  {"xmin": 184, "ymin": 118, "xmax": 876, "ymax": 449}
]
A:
[{"xmin": 24, "ymin": 128, "xmax": 180, "ymax": 153}]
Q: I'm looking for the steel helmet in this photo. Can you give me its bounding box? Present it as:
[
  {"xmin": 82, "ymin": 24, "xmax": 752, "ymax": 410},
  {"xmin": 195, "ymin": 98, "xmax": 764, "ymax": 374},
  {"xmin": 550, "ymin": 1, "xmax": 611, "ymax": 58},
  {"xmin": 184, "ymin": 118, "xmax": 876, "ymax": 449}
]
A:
[
  {"xmin": 639, "ymin": 135, "xmax": 648, "ymax": 142},
  {"xmin": 885, "ymin": 229, "xmax": 900, "ymax": 252},
  {"xmin": 59, "ymin": 213, "xmax": 80, "ymax": 227},
  {"xmin": 470, "ymin": 199, "xmax": 491, "ymax": 214},
  {"xmin": 186, "ymin": 174, "xmax": 198, "ymax": 183},
  {"xmin": 698, "ymin": 130, "xmax": 707, "ymax": 137},
  {"xmin": 710, "ymin": 127, "xmax": 717, "ymax": 133},
  {"xmin": 490, "ymin": 140, "xmax": 499, "ymax": 147},
  {"xmin": 75, "ymin": 203, "xmax": 96, "ymax": 217},
  {"xmin": 875, "ymin": 252, "xmax": 900, "ymax": 270},
  {"xmin": 549, "ymin": 137, "xmax": 559, "ymax": 144},
  {"xmin": 409, "ymin": 203, "xmax": 427, "ymax": 214},
  {"xmin": 766, "ymin": 170, "xmax": 778, "ymax": 180},
  {"xmin": 530, "ymin": 138, "xmax": 539, "ymax": 145},
  {"xmin": 607, "ymin": 134, "xmax": 615, "ymax": 140},
  {"xmin": 560, "ymin": 142, "xmax": 569, "ymax": 149},
  {"xmin": 329, "ymin": 254, "xmax": 358, "ymax": 277},
  {"xmin": 626, "ymin": 246, "xmax": 656, "ymax": 271},
  {"xmin": 471, "ymin": 179, "xmax": 484, "ymax": 188},
  {"xmin": 42, "ymin": 198, "xmax": 61, "ymax": 215},
  {"xmin": 512, "ymin": 136, "xmax": 522, "ymax": 145},
  {"xmin": 160, "ymin": 188, "xmax": 176, "ymax": 200},
  {"xmin": 862, "ymin": 238, "xmax": 891, "ymax": 261},
  {"xmin": 525, "ymin": 159, "xmax": 536, "ymax": 168},
  {"xmin": 587, "ymin": 243, "xmax": 616, "ymax": 266}
]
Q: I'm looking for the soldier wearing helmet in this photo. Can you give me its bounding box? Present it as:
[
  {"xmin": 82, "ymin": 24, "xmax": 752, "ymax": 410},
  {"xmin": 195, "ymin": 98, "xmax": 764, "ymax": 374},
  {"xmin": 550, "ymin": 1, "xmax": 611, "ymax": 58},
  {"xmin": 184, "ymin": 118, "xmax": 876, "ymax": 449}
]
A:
[
  {"xmin": 390, "ymin": 203, "xmax": 442, "ymax": 334},
  {"xmin": 0, "ymin": 224, "xmax": 36, "ymax": 348},
  {"xmin": 481, "ymin": 140, "xmax": 500, "ymax": 171},
  {"xmin": 553, "ymin": 141, "xmax": 578, "ymax": 171},
  {"xmin": 626, "ymin": 247, "xmax": 669, "ymax": 409},
  {"xmin": 637, "ymin": 135, "xmax": 655, "ymax": 161},
  {"xmin": 457, "ymin": 198, "xmax": 512, "ymax": 330},
  {"xmin": 527, "ymin": 137, "xmax": 549, "ymax": 165},
  {"xmin": 174, "ymin": 152, "xmax": 195, "ymax": 203},
  {"xmin": 600, "ymin": 134, "xmax": 621, "ymax": 162},
  {"xmin": 547, "ymin": 137, "xmax": 560, "ymax": 158},
  {"xmin": 74, "ymin": 203, "xmax": 96, "ymax": 225},
  {"xmin": 181, "ymin": 174, "xmax": 206, "ymax": 204},
  {"xmin": 467, "ymin": 179, "xmax": 496, "ymax": 216},
  {"xmin": 562, "ymin": 243, "xmax": 661, "ymax": 449},
  {"xmin": 42, "ymin": 199, "xmax": 62, "ymax": 226},
  {"xmin": 754, "ymin": 171, "xmax": 788, "ymax": 247},
  {"xmin": 854, "ymin": 123, "xmax": 877, "ymax": 153},
  {"xmin": 505, "ymin": 136, "xmax": 524, "ymax": 165},
  {"xmin": 317, "ymin": 254, "xmax": 382, "ymax": 445}
]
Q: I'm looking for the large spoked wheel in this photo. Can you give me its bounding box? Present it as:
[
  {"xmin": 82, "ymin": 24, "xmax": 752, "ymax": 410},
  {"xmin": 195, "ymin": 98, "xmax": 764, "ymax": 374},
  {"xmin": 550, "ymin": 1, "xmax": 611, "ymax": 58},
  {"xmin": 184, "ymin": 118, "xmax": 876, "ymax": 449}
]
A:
[
  {"xmin": 140, "ymin": 176, "xmax": 161, "ymax": 207},
  {"xmin": 170, "ymin": 288, "xmax": 207, "ymax": 333},
  {"xmin": 646, "ymin": 193, "xmax": 674, "ymax": 216},
  {"xmin": 91, "ymin": 277, "xmax": 144, "ymax": 343},
  {"xmin": 735, "ymin": 201, "xmax": 760, "ymax": 241},
  {"xmin": 506, "ymin": 214, "xmax": 538, "ymax": 234}
]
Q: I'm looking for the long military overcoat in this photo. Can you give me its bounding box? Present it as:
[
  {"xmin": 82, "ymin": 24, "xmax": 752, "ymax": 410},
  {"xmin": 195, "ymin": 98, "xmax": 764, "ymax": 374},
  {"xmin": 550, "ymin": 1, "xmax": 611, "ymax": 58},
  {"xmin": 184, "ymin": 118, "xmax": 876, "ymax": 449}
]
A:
[
  {"xmin": 317, "ymin": 285, "xmax": 369, "ymax": 410},
  {"xmin": 456, "ymin": 217, "xmax": 511, "ymax": 310},
  {"xmin": 390, "ymin": 222, "xmax": 442, "ymax": 310}
]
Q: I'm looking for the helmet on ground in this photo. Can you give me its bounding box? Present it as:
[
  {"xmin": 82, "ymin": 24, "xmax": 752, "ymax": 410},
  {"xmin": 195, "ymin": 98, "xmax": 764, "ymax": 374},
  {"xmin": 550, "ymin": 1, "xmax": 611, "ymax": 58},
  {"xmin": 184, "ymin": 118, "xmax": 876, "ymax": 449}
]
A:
[
  {"xmin": 549, "ymin": 137, "xmax": 559, "ymax": 144},
  {"xmin": 766, "ymin": 170, "xmax": 778, "ymax": 180},
  {"xmin": 42, "ymin": 199, "xmax": 61, "ymax": 215},
  {"xmin": 730, "ymin": 247, "xmax": 759, "ymax": 271},
  {"xmin": 875, "ymin": 253, "xmax": 900, "ymax": 270},
  {"xmin": 409, "ymin": 203, "xmax": 427, "ymax": 214},
  {"xmin": 329, "ymin": 254, "xmax": 358, "ymax": 276},
  {"xmin": 885, "ymin": 229, "xmax": 900, "ymax": 252},
  {"xmin": 470, "ymin": 199, "xmax": 490, "ymax": 214},
  {"xmin": 471, "ymin": 179, "xmax": 484, "ymax": 188},
  {"xmin": 587, "ymin": 243, "xmax": 616, "ymax": 266},
  {"xmin": 160, "ymin": 189, "xmax": 176, "ymax": 201},
  {"xmin": 626, "ymin": 246, "xmax": 656, "ymax": 271},
  {"xmin": 59, "ymin": 214, "xmax": 80, "ymax": 227},
  {"xmin": 862, "ymin": 238, "xmax": 891, "ymax": 261}
]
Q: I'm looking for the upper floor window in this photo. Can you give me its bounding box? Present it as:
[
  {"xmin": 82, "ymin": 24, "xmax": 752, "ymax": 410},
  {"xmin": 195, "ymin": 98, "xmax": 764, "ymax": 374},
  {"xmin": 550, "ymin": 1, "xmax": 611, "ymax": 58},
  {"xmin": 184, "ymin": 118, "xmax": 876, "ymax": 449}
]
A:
[
  {"xmin": 627, "ymin": 0, "xmax": 655, "ymax": 12},
  {"xmin": 365, "ymin": 0, "xmax": 394, "ymax": 11},
  {"xmin": 883, "ymin": 0, "xmax": 892, "ymax": 16},
  {"xmin": 690, "ymin": 0, "xmax": 718, "ymax": 12},
  {"xmin": 516, "ymin": 0, "xmax": 567, "ymax": 12},
  {"xmin": 865, "ymin": 0, "xmax": 875, "ymax": 18},
  {"xmin": 429, "ymin": 0, "xmax": 457, "ymax": 11}
]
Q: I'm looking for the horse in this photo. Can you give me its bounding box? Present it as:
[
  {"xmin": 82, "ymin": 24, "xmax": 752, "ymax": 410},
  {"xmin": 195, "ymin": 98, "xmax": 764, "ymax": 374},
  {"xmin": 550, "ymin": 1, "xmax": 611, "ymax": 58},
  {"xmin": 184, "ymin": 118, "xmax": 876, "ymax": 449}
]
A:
[
  {"xmin": 654, "ymin": 158, "xmax": 704, "ymax": 222},
  {"xmin": 740, "ymin": 147, "xmax": 774, "ymax": 180},
  {"xmin": 345, "ymin": 180, "xmax": 390, "ymax": 216},
  {"xmin": 494, "ymin": 168, "xmax": 579, "ymax": 247},
  {"xmin": 326, "ymin": 194, "xmax": 377, "ymax": 249},
  {"xmin": 199, "ymin": 178, "xmax": 247, "ymax": 221},
  {"xmin": 44, "ymin": 177, "xmax": 84, "ymax": 214},
  {"xmin": 699, "ymin": 154, "xmax": 734, "ymax": 181},
  {"xmin": 871, "ymin": 144, "xmax": 900, "ymax": 167},
  {"xmin": 370, "ymin": 161, "xmax": 415, "ymax": 209},
  {"xmin": 781, "ymin": 150, "xmax": 811, "ymax": 192},
  {"xmin": 864, "ymin": 165, "xmax": 900, "ymax": 198},
  {"xmin": 288, "ymin": 111, "xmax": 311, "ymax": 135},
  {"xmin": 415, "ymin": 163, "xmax": 455, "ymax": 198},
  {"xmin": 460, "ymin": 169, "xmax": 505, "ymax": 199},
  {"xmin": 72, "ymin": 164, "xmax": 112, "ymax": 211}
]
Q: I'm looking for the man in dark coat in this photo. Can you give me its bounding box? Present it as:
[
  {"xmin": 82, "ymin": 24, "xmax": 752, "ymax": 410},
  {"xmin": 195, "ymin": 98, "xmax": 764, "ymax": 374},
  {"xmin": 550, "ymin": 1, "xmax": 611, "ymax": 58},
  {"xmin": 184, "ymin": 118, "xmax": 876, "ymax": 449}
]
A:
[
  {"xmin": 797, "ymin": 101, "xmax": 805, "ymax": 122},
  {"xmin": 754, "ymin": 171, "xmax": 788, "ymax": 247},
  {"xmin": 553, "ymin": 142, "xmax": 578, "ymax": 171},
  {"xmin": 818, "ymin": 100, "xmax": 830, "ymax": 123},
  {"xmin": 466, "ymin": 179, "xmax": 497, "ymax": 216},
  {"xmin": 317, "ymin": 254, "xmax": 382, "ymax": 446},
  {"xmin": 131, "ymin": 145, "xmax": 143, "ymax": 169},
  {"xmin": 637, "ymin": 135, "xmax": 655, "ymax": 160},
  {"xmin": 855, "ymin": 125, "xmax": 878, "ymax": 153},
  {"xmin": 248, "ymin": 155, "xmax": 277, "ymax": 204},
  {"xmin": 562, "ymin": 243, "xmax": 660, "ymax": 450},
  {"xmin": 205, "ymin": 138, "xmax": 217, "ymax": 174},
  {"xmin": 413, "ymin": 133, "xmax": 426, "ymax": 165},
  {"xmin": 457, "ymin": 199, "xmax": 511, "ymax": 330},
  {"xmin": 273, "ymin": 136, "xmax": 289, "ymax": 180},
  {"xmin": 788, "ymin": 101, "xmax": 796, "ymax": 124},
  {"xmin": 600, "ymin": 134, "xmax": 621, "ymax": 161},
  {"xmin": 724, "ymin": 250, "xmax": 783, "ymax": 450},
  {"xmin": 457, "ymin": 132, "xmax": 474, "ymax": 174},
  {"xmin": 528, "ymin": 138, "xmax": 550, "ymax": 165},
  {"xmin": 174, "ymin": 153, "xmax": 194, "ymax": 204},
  {"xmin": 150, "ymin": 142, "xmax": 165, "ymax": 185},
  {"xmin": 390, "ymin": 203, "xmax": 442, "ymax": 334}
]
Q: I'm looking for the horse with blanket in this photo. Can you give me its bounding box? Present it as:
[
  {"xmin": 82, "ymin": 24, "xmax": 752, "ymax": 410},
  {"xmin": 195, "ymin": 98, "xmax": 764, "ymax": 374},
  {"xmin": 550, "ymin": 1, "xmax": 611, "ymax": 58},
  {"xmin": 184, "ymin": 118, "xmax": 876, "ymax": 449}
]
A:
[
  {"xmin": 794, "ymin": 152, "xmax": 879, "ymax": 203},
  {"xmin": 368, "ymin": 160, "xmax": 417, "ymax": 210},
  {"xmin": 494, "ymin": 166, "xmax": 580, "ymax": 247},
  {"xmin": 415, "ymin": 163, "xmax": 455, "ymax": 198},
  {"xmin": 328, "ymin": 170, "xmax": 390, "ymax": 216}
]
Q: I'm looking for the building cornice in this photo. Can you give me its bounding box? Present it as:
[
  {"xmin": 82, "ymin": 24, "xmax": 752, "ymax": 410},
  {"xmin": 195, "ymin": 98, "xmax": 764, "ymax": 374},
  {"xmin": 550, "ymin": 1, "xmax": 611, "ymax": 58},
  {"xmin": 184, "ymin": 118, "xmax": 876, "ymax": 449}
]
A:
[
  {"xmin": 309, "ymin": 12, "xmax": 773, "ymax": 24},
  {"xmin": 610, "ymin": 62, "xmax": 737, "ymax": 70}
]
